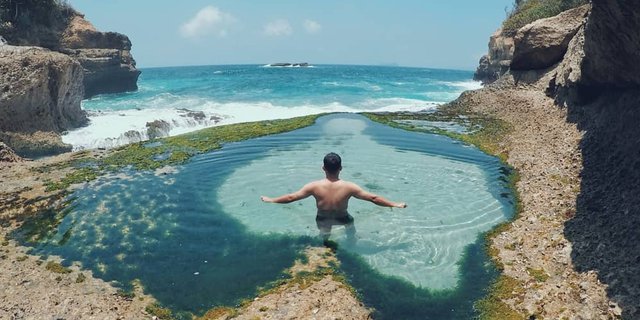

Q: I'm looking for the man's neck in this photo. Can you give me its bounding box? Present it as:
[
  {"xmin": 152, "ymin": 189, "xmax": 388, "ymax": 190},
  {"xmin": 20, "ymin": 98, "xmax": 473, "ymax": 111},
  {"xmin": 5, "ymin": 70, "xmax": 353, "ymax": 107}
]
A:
[{"xmin": 325, "ymin": 173, "xmax": 340, "ymax": 182}]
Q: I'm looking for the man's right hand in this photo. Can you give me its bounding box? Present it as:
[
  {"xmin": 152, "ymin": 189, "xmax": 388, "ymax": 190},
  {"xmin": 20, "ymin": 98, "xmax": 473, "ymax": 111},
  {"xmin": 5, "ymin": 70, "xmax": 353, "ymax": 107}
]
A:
[
  {"xmin": 395, "ymin": 202, "xmax": 407, "ymax": 208},
  {"xmin": 261, "ymin": 196, "xmax": 273, "ymax": 203}
]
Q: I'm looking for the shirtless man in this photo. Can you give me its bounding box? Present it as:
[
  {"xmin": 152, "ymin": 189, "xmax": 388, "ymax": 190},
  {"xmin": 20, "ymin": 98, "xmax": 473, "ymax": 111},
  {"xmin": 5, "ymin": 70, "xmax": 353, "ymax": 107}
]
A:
[{"xmin": 261, "ymin": 152, "xmax": 407, "ymax": 241}]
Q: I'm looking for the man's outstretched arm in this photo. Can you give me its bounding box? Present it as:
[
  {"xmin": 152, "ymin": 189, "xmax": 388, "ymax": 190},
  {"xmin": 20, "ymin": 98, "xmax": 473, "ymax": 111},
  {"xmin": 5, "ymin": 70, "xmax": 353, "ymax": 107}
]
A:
[
  {"xmin": 352, "ymin": 184, "xmax": 407, "ymax": 208},
  {"xmin": 261, "ymin": 183, "xmax": 314, "ymax": 204}
]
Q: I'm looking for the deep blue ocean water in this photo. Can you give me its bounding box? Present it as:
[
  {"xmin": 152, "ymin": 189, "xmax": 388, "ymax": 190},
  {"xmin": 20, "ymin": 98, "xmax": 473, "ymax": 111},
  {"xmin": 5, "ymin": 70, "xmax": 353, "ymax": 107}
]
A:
[{"xmin": 62, "ymin": 64, "xmax": 481, "ymax": 150}]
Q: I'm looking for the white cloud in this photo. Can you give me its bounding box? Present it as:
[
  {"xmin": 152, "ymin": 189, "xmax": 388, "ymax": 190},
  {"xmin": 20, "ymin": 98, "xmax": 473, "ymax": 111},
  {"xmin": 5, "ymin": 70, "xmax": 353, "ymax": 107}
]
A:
[
  {"xmin": 303, "ymin": 19, "xmax": 322, "ymax": 34},
  {"xmin": 180, "ymin": 6, "xmax": 234, "ymax": 39},
  {"xmin": 263, "ymin": 19, "xmax": 293, "ymax": 37}
]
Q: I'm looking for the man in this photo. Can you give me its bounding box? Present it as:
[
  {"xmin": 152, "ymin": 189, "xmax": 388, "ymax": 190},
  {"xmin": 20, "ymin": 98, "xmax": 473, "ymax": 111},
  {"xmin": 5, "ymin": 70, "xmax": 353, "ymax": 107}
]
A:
[{"xmin": 261, "ymin": 152, "xmax": 407, "ymax": 242}]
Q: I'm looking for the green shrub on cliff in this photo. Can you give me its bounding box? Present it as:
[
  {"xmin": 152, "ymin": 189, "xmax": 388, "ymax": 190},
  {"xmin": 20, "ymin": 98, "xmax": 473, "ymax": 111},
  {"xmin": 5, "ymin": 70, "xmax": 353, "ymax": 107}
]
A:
[{"xmin": 502, "ymin": 0, "xmax": 589, "ymax": 35}]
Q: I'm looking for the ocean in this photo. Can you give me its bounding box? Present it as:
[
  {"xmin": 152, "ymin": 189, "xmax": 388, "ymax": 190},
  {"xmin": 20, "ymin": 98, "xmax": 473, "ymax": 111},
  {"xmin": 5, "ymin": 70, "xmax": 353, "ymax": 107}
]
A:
[{"xmin": 62, "ymin": 64, "xmax": 481, "ymax": 150}]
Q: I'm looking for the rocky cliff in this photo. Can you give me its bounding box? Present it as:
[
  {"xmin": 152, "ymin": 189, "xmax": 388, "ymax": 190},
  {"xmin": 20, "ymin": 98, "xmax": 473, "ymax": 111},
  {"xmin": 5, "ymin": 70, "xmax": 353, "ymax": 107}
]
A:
[
  {"xmin": 59, "ymin": 15, "xmax": 140, "ymax": 98},
  {"xmin": 557, "ymin": 1, "xmax": 640, "ymax": 318},
  {"xmin": 477, "ymin": 0, "xmax": 640, "ymax": 318},
  {"xmin": 0, "ymin": 2, "xmax": 140, "ymax": 156},
  {"xmin": 0, "ymin": 46, "xmax": 86, "ymax": 157},
  {"xmin": 473, "ymin": 29, "xmax": 514, "ymax": 84}
]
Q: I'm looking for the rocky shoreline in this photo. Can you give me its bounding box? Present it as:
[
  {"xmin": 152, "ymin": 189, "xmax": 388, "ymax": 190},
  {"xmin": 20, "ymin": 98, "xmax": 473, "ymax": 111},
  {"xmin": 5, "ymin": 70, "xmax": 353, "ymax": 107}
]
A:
[
  {"xmin": 453, "ymin": 85, "xmax": 617, "ymax": 318},
  {"xmin": 0, "ymin": 82, "xmax": 626, "ymax": 320},
  {"xmin": 2, "ymin": 0, "xmax": 639, "ymax": 318}
]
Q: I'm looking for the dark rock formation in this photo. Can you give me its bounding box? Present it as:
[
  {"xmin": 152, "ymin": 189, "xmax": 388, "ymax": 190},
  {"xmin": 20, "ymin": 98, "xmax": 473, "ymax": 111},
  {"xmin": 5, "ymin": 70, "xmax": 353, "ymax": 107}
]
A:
[
  {"xmin": 123, "ymin": 130, "xmax": 143, "ymax": 143},
  {"xmin": 557, "ymin": 1, "xmax": 640, "ymax": 319},
  {"xmin": 580, "ymin": 0, "xmax": 640, "ymax": 89},
  {"xmin": 146, "ymin": 120, "xmax": 171, "ymax": 140},
  {"xmin": 0, "ymin": 46, "xmax": 85, "ymax": 157},
  {"xmin": 474, "ymin": 29, "xmax": 514, "ymax": 84},
  {"xmin": 268, "ymin": 63, "xmax": 310, "ymax": 67},
  {"xmin": 178, "ymin": 109, "xmax": 206, "ymax": 121},
  {"xmin": 65, "ymin": 48, "xmax": 140, "ymax": 98},
  {"xmin": 511, "ymin": 5, "xmax": 589, "ymax": 70}
]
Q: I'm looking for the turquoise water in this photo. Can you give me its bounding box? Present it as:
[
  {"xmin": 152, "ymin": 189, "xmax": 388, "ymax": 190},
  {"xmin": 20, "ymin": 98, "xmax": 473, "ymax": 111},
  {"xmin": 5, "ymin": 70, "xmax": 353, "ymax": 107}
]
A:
[
  {"xmin": 62, "ymin": 65, "xmax": 481, "ymax": 150},
  {"xmin": 17, "ymin": 114, "xmax": 514, "ymax": 319}
]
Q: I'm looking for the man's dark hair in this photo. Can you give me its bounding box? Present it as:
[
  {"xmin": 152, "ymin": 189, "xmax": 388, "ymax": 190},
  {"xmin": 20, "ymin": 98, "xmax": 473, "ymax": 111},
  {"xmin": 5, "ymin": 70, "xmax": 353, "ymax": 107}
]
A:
[{"xmin": 323, "ymin": 152, "xmax": 342, "ymax": 174}]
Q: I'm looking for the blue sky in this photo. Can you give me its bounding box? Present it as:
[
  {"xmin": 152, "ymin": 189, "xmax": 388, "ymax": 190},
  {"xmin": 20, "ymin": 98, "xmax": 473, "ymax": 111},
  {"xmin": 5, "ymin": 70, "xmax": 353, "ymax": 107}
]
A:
[{"xmin": 68, "ymin": 0, "xmax": 513, "ymax": 70}]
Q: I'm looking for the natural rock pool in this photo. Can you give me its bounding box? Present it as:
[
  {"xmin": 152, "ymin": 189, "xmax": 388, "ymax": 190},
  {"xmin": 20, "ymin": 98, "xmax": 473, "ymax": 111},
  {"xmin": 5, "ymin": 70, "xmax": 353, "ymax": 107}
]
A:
[{"xmin": 16, "ymin": 114, "xmax": 514, "ymax": 319}]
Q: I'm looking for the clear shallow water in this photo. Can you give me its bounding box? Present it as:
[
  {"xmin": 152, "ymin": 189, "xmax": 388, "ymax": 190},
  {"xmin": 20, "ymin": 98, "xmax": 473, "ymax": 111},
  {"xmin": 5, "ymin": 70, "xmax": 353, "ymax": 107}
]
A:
[
  {"xmin": 18, "ymin": 114, "xmax": 513, "ymax": 318},
  {"xmin": 219, "ymin": 116, "xmax": 510, "ymax": 290},
  {"xmin": 62, "ymin": 65, "xmax": 481, "ymax": 150}
]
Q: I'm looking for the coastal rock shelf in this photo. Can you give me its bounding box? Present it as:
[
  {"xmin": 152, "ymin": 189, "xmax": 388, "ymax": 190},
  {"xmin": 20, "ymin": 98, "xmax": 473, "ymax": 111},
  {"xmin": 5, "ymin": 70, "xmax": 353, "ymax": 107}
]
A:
[{"xmin": 15, "ymin": 114, "xmax": 514, "ymax": 318}]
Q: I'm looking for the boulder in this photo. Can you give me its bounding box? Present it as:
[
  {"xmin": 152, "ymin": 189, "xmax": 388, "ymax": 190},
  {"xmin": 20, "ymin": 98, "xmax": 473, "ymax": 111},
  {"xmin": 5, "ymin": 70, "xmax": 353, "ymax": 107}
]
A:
[
  {"xmin": 474, "ymin": 29, "xmax": 514, "ymax": 84},
  {"xmin": 146, "ymin": 120, "xmax": 171, "ymax": 140},
  {"xmin": 511, "ymin": 5, "xmax": 590, "ymax": 70},
  {"xmin": 0, "ymin": 142, "xmax": 22, "ymax": 162}
]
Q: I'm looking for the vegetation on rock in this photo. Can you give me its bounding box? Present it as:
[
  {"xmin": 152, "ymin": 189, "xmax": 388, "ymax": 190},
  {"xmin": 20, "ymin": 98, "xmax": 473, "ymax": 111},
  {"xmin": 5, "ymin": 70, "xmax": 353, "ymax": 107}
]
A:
[
  {"xmin": 502, "ymin": 0, "xmax": 589, "ymax": 36},
  {"xmin": 45, "ymin": 261, "xmax": 71, "ymax": 274}
]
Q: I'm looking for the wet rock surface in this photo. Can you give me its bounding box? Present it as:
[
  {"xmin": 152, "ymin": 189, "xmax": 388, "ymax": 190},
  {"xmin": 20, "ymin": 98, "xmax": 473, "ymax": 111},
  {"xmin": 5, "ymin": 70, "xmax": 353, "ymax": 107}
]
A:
[{"xmin": 146, "ymin": 120, "xmax": 172, "ymax": 140}]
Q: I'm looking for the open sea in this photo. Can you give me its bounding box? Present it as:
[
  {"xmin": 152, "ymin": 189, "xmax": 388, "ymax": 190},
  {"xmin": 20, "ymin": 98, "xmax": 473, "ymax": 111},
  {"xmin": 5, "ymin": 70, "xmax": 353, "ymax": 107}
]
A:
[{"xmin": 62, "ymin": 64, "xmax": 481, "ymax": 150}]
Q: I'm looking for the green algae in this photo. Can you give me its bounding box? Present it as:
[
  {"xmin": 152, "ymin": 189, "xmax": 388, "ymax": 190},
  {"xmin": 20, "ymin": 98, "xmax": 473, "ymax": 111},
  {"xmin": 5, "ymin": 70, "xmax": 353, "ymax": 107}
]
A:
[
  {"xmin": 75, "ymin": 273, "xmax": 86, "ymax": 283},
  {"xmin": 41, "ymin": 115, "xmax": 322, "ymax": 192},
  {"xmin": 44, "ymin": 167, "xmax": 100, "ymax": 192},
  {"xmin": 475, "ymin": 274, "xmax": 526, "ymax": 320},
  {"xmin": 363, "ymin": 110, "xmax": 512, "ymax": 163},
  {"xmin": 45, "ymin": 261, "xmax": 71, "ymax": 274},
  {"xmin": 146, "ymin": 303, "xmax": 174, "ymax": 320},
  {"xmin": 195, "ymin": 251, "xmax": 357, "ymax": 319},
  {"xmin": 16, "ymin": 199, "xmax": 77, "ymax": 244},
  {"xmin": 527, "ymin": 268, "xmax": 550, "ymax": 283}
]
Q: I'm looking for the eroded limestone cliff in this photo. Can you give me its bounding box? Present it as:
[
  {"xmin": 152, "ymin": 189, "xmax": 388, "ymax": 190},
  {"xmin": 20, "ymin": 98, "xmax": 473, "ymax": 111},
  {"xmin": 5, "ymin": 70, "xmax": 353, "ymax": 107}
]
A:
[
  {"xmin": 476, "ymin": 0, "xmax": 640, "ymax": 318},
  {"xmin": 59, "ymin": 14, "xmax": 140, "ymax": 98},
  {"xmin": 0, "ymin": 46, "xmax": 86, "ymax": 157},
  {"xmin": 0, "ymin": 3, "xmax": 140, "ymax": 156}
]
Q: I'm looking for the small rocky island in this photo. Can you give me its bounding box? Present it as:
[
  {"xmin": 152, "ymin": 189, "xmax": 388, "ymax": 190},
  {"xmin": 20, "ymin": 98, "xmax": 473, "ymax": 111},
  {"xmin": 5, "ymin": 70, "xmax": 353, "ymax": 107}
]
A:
[{"xmin": 268, "ymin": 62, "xmax": 310, "ymax": 67}]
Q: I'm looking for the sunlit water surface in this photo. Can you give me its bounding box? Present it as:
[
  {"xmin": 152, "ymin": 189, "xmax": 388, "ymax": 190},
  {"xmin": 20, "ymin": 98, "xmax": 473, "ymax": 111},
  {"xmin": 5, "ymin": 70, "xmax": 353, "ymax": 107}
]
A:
[{"xmin": 17, "ymin": 114, "xmax": 514, "ymax": 319}]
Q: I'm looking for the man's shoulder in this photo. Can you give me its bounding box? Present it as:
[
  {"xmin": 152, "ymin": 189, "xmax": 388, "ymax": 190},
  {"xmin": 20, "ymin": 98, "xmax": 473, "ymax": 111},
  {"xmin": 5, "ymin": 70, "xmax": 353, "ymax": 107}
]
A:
[{"xmin": 340, "ymin": 180, "xmax": 361, "ymax": 189}]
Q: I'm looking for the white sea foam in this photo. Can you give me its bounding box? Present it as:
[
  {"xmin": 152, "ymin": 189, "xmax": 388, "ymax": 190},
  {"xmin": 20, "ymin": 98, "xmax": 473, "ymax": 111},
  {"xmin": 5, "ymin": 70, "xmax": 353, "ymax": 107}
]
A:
[
  {"xmin": 63, "ymin": 98, "xmax": 441, "ymax": 150},
  {"xmin": 440, "ymin": 80, "xmax": 483, "ymax": 91}
]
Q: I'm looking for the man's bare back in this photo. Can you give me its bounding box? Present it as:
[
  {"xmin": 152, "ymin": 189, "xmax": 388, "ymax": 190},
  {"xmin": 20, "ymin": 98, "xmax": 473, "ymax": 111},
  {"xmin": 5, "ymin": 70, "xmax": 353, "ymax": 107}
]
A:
[
  {"xmin": 261, "ymin": 152, "xmax": 406, "ymax": 222},
  {"xmin": 261, "ymin": 153, "xmax": 406, "ymax": 242},
  {"xmin": 261, "ymin": 178, "xmax": 405, "ymax": 216}
]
